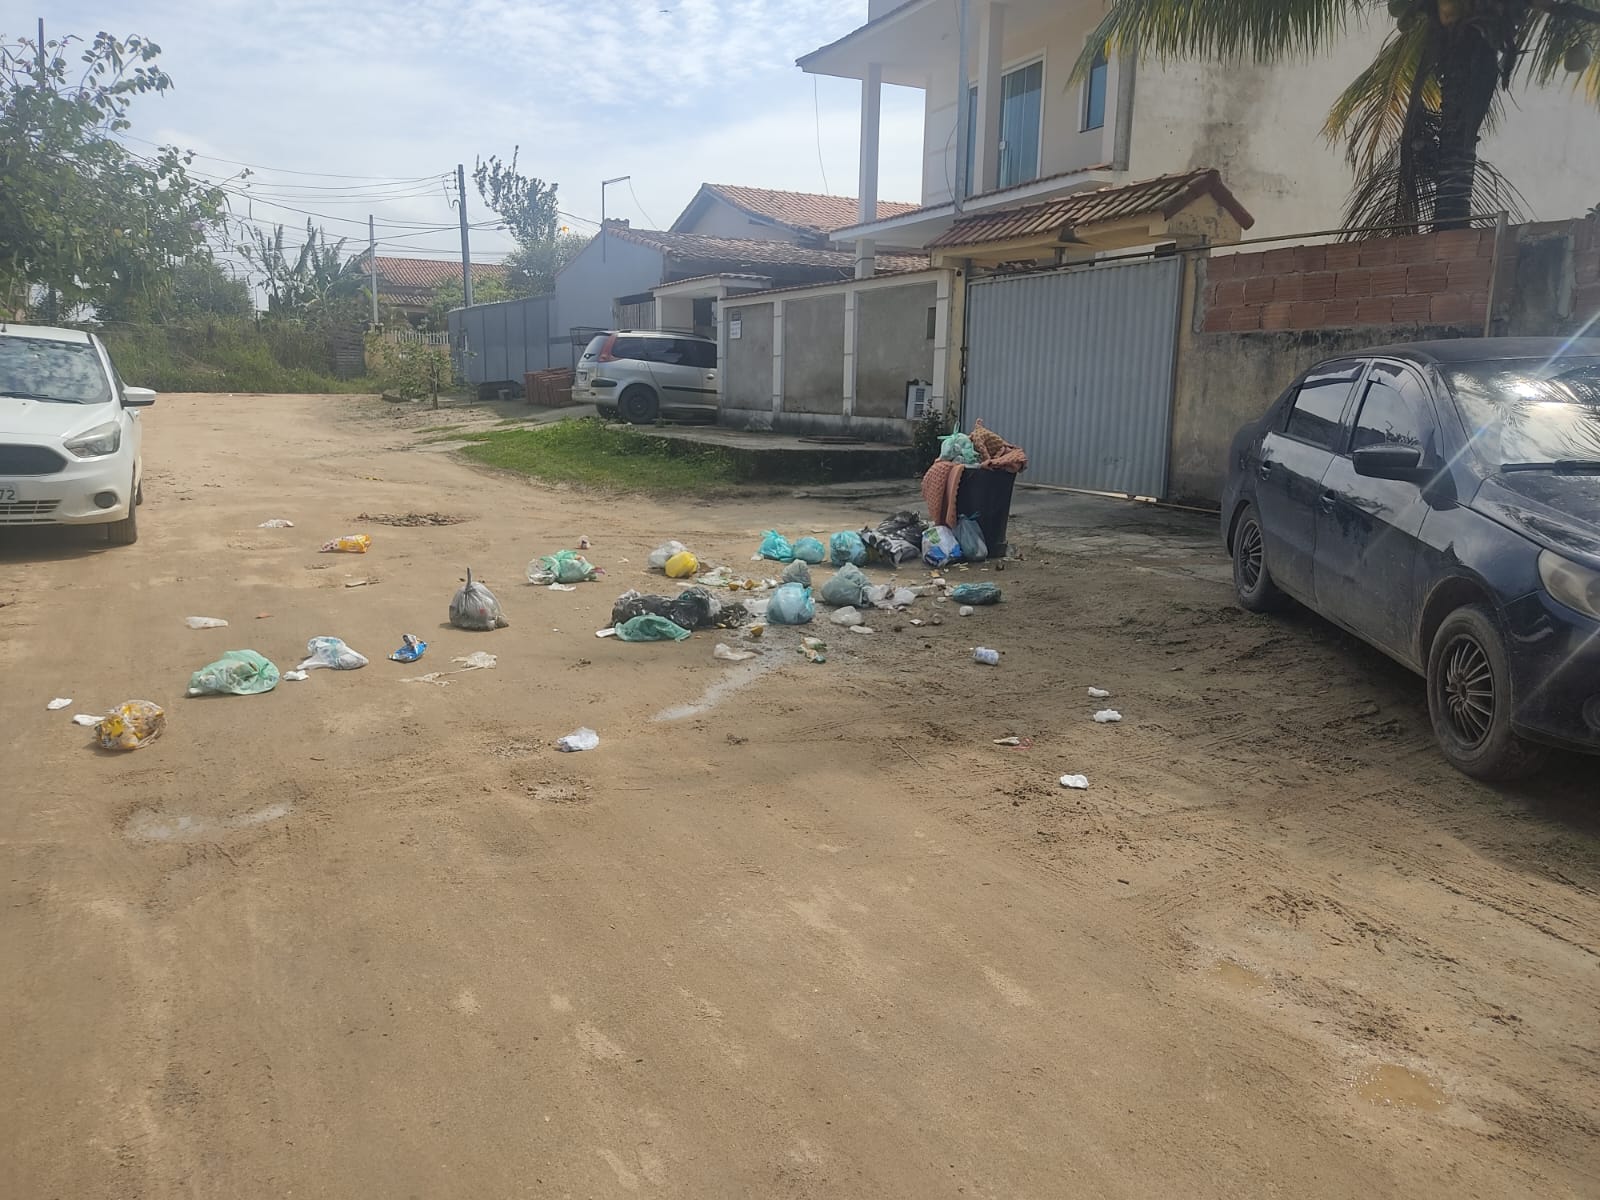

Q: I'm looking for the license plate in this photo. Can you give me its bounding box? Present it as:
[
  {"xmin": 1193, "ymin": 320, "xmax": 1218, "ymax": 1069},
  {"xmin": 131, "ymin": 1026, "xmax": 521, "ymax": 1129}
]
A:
[
  {"xmin": 0, "ymin": 485, "xmax": 16, "ymax": 503},
  {"xmin": 576, "ymin": 372, "xmax": 590, "ymax": 385}
]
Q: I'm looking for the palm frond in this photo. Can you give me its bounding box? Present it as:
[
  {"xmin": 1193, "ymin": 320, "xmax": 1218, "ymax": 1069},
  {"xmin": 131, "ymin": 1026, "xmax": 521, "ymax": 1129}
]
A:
[
  {"xmin": 1323, "ymin": 18, "xmax": 1438, "ymax": 176},
  {"xmin": 1520, "ymin": 3, "xmax": 1600, "ymax": 105},
  {"xmin": 1070, "ymin": 0, "xmax": 1352, "ymax": 82}
]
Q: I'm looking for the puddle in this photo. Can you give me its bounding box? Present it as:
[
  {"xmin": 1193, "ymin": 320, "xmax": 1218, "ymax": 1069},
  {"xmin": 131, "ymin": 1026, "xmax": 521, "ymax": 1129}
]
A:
[
  {"xmin": 654, "ymin": 654, "xmax": 785, "ymax": 722},
  {"xmin": 1357, "ymin": 1064, "xmax": 1446, "ymax": 1111},
  {"xmin": 1212, "ymin": 960, "xmax": 1267, "ymax": 991}
]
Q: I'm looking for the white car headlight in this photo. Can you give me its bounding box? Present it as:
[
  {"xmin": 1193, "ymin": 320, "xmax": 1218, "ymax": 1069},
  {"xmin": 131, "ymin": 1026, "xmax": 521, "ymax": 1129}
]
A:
[
  {"xmin": 1538, "ymin": 550, "xmax": 1600, "ymax": 620},
  {"xmin": 64, "ymin": 421, "xmax": 121, "ymax": 458}
]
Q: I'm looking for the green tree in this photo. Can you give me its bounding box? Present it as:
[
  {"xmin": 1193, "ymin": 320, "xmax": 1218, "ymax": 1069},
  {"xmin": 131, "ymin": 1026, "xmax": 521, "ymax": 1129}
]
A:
[
  {"xmin": 166, "ymin": 256, "xmax": 252, "ymax": 318},
  {"xmin": 427, "ymin": 270, "xmax": 512, "ymax": 328},
  {"xmin": 239, "ymin": 218, "xmax": 368, "ymax": 317},
  {"xmin": 0, "ymin": 29, "xmax": 226, "ymax": 319},
  {"xmin": 503, "ymin": 230, "xmax": 587, "ymax": 296},
  {"xmin": 1075, "ymin": 1, "xmax": 1600, "ymax": 231}
]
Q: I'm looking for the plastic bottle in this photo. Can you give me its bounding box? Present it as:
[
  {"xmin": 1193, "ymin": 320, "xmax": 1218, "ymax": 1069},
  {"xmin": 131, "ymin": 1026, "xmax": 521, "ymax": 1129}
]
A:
[{"xmin": 973, "ymin": 647, "xmax": 1000, "ymax": 666}]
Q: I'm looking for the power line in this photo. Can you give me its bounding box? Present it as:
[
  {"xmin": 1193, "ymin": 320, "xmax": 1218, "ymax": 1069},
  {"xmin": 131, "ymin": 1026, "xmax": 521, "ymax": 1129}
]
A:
[
  {"xmin": 813, "ymin": 75, "xmax": 832, "ymax": 195},
  {"xmin": 115, "ymin": 133, "xmax": 451, "ymax": 182},
  {"xmin": 625, "ymin": 179, "xmax": 659, "ymax": 229}
]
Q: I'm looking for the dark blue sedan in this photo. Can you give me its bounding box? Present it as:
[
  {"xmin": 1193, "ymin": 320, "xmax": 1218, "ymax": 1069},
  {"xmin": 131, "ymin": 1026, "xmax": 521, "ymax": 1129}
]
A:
[{"xmin": 1222, "ymin": 338, "xmax": 1600, "ymax": 780}]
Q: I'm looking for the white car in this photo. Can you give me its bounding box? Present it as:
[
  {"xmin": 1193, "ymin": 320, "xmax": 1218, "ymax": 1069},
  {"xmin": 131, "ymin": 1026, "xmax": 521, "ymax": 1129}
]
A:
[
  {"xmin": 574, "ymin": 330, "xmax": 719, "ymax": 424},
  {"xmin": 0, "ymin": 324, "xmax": 154, "ymax": 544}
]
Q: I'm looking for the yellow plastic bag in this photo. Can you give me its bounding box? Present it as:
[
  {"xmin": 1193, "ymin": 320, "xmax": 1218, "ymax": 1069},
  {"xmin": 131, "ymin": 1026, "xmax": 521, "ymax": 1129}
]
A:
[
  {"xmin": 664, "ymin": 551, "xmax": 699, "ymax": 578},
  {"xmin": 97, "ymin": 700, "xmax": 166, "ymax": 751},
  {"xmin": 320, "ymin": 534, "xmax": 371, "ymax": 553}
]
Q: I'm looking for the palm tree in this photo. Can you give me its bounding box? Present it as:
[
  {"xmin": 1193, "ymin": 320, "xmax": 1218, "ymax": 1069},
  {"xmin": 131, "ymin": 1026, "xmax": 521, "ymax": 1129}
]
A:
[{"xmin": 1075, "ymin": 1, "xmax": 1600, "ymax": 232}]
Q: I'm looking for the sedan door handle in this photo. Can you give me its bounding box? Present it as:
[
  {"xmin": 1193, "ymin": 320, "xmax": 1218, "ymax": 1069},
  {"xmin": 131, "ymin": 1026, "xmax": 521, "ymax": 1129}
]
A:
[
  {"xmin": 1258, "ymin": 462, "xmax": 1273, "ymax": 480},
  {"xmin": 1318, "ymin": 489, "xmax": 1338, "ymax": 513}
]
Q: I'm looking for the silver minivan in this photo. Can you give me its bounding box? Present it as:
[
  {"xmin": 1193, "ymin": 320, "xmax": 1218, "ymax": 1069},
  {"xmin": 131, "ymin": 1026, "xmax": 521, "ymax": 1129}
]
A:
[{"xmin": 573, "ymin": 330, "xmax": 719, "ymax": 424}]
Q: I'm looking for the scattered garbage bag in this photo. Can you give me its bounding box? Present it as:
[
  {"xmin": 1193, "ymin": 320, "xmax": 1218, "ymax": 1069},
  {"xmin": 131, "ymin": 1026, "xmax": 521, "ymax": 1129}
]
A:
[
  {"xmin": 758, "ymin": 530, "xmax": 795, "ymax": 562},
  {"xmin": 297, "ymin": 636, "xmax": 369, "ymax": 671},
  {"xmin": 389, "ymin": 634, "xmax": 426, "ymax": 663},
  {"xmin": 450, "ymin": 569, "xmax": 510, "ymax": 631},
  {"xmin": 819, "ymin": 563, "xmax": 871, "ymax": 608},
  {"xmin": 557, "ymin": 727, "xmax": 600, "ymax": 752},
  {"xmin": 781, "ymin": 559, "xmax": 812, "ymax": 587},
  {"xmin": 792, "ymin": 537, "xmax": 827, "ymax": 565},
  {"xmin": 799, "ymin": 636, "xmax": 828, "ymax": 663},
  {"xmin": 829, "ymin": 531, "xmax": 867, "ymax": 567},
  {"xmin": 923, "ymin": 525, "xmax": 964, "ymax": 568},
  {"xmin": 96, "ymin": 700, "xmax": 166, "ymax": 751},
  {"xmin": 1094, "ymin": 709, "xmax": 1123, "ymax": 724},
  {"xmin": 742, "ymin": 597, "xmax": 770, "ymax": 619},
  {"xmin": 861, "ymin": 511, "xmax": 924, "ymax": 566},
  {"xmin": 320, "ymin": 534, "xmax": 371, "ymax": 553},
  {"xmin": 188, "ymin": 649, "xmax": 280, "ymax": 696},
  {"xmin": 527, "ymin": 550, "xmax": 600, "ymax": 585},
  {"xmin": 767, "ymin": 582, "xmax": 815, "ymax": 625},
  {"xmin": 892, "ymin": 587, "xmax": 917, "ymax": 607},
  {"xmin": 829, "ymin": 606, "xmax": 864, "ymax": 627},
  {"xmin": 664, "ymin": 550, "xmax": 699, "ymax": 578},
  {"xmin": 1060, "ymin": 774, "xmax": 1089, "ymax": 790},
  {"xmin": 47, "ymin": 697, "xmax": 72, "ymax": 710},
  {"xmin": 648, "ymin": 540, "xmax": 691, "ymax": 570},
  {"xmin": 611, "ymin": 587, "xmax": 720, "ymax": 631},
  {"xmin": 615, "ymin": 613, "xmax": 692, "ymax": 642},
  {"xmin": 955, "ymin": 515, "xmax": 989, "ymax": 562},
  {"xmin": 939, "ymin": 432, "xmax": 979, "ymax": 465},
  {"xmin": 949, "ymin": 582, "xmax": 1002, "ymax": 605},
  {"xmin": 258, "ymin": 518, "xmax": 294, "ymax": 529},
  {"xmin": 714, "ymin": 643, "xmax": 756, "ymax": 662},
  {"xmin": 184, "ymin": 616, "xmax": 228, "ymax": 629}
]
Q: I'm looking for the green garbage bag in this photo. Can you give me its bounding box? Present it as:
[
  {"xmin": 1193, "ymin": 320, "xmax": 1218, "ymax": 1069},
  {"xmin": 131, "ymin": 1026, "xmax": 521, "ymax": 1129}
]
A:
[
  {"xmin": 949, "ymin": 582, "xmax": 1002, "ymax": 605},
  {"xmin": 614, "ymin": 614, "xmax": 692, "ymax": 642},
  {"xmin": 187, "ymin": 649, "xmax": 280, "ymax": 696},
  {"xmin": 527, "ymin": 550, "xmax": 600, "ymax": 584}
]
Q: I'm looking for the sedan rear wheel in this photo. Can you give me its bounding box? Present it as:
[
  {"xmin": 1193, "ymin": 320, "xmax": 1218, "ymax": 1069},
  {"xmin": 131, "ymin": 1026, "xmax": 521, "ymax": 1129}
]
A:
[
  {"xmin": 1231, "ymin": 503, "xmax": 1288, "ymax": 613},
  {"xmin": 1426, "ymin": 604, "xmax": 1546, "ymax": 781}
]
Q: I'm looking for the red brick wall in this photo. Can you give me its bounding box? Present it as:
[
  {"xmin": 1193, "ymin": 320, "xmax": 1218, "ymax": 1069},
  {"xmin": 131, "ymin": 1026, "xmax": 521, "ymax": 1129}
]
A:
[{"xmin": 1201, "ymin": 227, "xmax": 1498, "ymax": 334}]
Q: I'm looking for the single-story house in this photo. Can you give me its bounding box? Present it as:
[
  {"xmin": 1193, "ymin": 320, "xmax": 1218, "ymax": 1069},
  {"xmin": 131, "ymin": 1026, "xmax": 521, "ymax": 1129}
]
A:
[{"xmin": 356, "ymin": 254, "xmax": 507, "ymax": 324}]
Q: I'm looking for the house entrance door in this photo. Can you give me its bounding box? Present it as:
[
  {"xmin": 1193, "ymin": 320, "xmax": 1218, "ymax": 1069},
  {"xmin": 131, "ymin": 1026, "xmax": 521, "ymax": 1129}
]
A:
[{"xmin": 962, "ymin": 257, "xmax": 1183, "ymax": 498}]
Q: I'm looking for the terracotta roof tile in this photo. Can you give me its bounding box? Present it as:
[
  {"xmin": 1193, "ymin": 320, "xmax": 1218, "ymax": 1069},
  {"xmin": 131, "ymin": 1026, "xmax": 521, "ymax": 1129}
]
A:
[
  {"xmin": 925, "ymin": 169, "xmax": 1255, "ymax": 250},
  {"xmin": 698, "ymin": 185, "xmax": 920, "ymax": 234},
  {"xmin": 607, "ymin": 224, "xmax": 927, "ymax": 274},
  {"xmin": 365, "ymin": 256, "xmax": 507, "ymax": 290}
]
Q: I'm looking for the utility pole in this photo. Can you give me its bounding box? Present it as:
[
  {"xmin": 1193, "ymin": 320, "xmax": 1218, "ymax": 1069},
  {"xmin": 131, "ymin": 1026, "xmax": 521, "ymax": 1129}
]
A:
[
  {"xmin": 954, "ymin": 0, "xmax": 970, "ymax": 214},
  {"xmin": 37, "ymin": 18, "xmax": 46, "ymax": 74},
  {"xmin": 601, "ymin": 175, "xmax": 630, "ymax": 264},
  {"xmin": 456, "ymin": 163, "xmax": 474, "ymax": 308},
  {"xmin": 368, "ymin": 215, "xmax": 379, "ymax": 327}
]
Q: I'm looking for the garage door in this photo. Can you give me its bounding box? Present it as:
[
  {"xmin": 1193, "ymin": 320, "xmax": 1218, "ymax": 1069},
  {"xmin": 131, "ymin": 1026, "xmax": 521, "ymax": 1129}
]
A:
[{"xmin": 963, "ymin": 257, "xmax": 1182, "ymax": 498}]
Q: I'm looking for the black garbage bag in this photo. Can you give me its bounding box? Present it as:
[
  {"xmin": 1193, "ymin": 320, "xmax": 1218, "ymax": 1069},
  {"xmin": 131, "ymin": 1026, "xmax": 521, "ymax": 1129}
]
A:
[{"xmin": 610, "ymin": 587, "xmax": 725, "ymax": 631}]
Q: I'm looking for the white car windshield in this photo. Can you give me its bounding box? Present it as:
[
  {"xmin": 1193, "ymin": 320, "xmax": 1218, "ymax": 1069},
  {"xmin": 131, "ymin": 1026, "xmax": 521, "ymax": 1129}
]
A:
[{"xmin": 0, "ymin": 336, "xmax": 113, "ymax": 405}]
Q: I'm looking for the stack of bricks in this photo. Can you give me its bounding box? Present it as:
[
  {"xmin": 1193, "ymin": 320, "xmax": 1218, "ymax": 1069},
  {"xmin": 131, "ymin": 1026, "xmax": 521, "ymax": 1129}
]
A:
[{"xmin": 1201, "ymin": 227, "xmax": 1496, "ymax": 334}]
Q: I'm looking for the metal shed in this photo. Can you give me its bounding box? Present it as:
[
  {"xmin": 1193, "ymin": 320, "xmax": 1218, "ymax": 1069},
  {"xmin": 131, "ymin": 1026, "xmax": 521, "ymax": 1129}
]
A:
[{"xmin": 448, "ymin": 295, "xmax": 558, "ymax": 394}]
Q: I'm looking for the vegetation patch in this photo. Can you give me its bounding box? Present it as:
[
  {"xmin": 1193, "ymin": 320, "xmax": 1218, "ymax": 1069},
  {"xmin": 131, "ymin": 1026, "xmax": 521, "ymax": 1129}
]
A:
[{"xmin": 454, "ymin": 418, "xmax": 740, "ymax": 495}]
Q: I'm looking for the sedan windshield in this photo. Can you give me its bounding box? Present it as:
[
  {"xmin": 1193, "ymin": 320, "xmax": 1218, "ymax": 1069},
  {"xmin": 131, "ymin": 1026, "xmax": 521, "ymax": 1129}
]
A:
[
  {"xmin": 1444, "ymin": 357, "xmax": 1600, "ymax": 469},
  {"xmin": 0, "ymin": 336, "xmax": 112, "ymax": 405}
]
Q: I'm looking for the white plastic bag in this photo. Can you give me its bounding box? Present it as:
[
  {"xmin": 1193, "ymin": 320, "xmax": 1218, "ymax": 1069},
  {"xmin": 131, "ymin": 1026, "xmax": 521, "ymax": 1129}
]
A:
[
  {"xmin": 184, "ymin": 616, "xmax": 229, "ymax": 629},
  {"xmin": 297, "ymin": 637, "xmax": 369, "ymax": 671},
  {"xmin": 557, "ymin": 727, "xmax": 599, "ymax": 752},
  {"xmin": 648, "ymin": 541, "xmax": 690, "ymax": 571},
  {"xmin": 829, "ymin": 606, "xmax": 864, "ymax": 626}
]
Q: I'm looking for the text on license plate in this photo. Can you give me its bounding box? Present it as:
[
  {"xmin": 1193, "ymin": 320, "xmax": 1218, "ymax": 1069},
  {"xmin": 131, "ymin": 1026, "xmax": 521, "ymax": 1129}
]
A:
[{"xmin": 0, "ymin": 486, "xmax": 16, "ymax": 503}]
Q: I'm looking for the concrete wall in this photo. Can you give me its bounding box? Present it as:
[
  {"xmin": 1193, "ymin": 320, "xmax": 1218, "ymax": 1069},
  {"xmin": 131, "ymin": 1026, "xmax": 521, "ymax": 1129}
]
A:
[
  {"xmin": 783, "ymin": 294, "xmax": 847, "ymax": 414},
  {"xmin": 1168, "ymin": 215, "xmax": 1600, "ymax": 507},
  {"xmin": 553, "ymin": 234, "xmax": 663, "ymax": 338},
  {"xmin": 855, "ymin": 281, "xmax": 938, "ymax": 418},
  {"xmin": 722, "ymin": 301, "xmax": 774, "ymax": 414}
]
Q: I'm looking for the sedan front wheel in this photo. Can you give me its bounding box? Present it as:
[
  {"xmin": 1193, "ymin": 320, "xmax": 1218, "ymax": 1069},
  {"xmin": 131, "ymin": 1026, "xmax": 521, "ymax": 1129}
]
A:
[{"xmin": 1426, "ymin": 604, "xmax": 1546, "ymax": 781}]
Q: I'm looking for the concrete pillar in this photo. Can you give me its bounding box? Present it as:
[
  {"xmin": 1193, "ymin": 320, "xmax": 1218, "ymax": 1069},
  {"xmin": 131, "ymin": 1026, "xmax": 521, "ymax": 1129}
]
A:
[
  {"xmin": 842, "ymin": 288, "xmax": 858, "ymax": 417},
  {"xmin": 973, "ymin": 2, "xmax": 1006, "ymax": 195},
  {"xmin": 856, "ymin": 62, "xmax": 882, "ymax": 279},
  {"xmin": 771, "ymin": 300, "xmax": 785, "ymax": 415}
]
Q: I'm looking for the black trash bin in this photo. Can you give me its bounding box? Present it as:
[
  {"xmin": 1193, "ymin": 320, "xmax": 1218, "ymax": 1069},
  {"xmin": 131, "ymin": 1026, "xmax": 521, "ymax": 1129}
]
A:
[{"xmin": 954, "ymin": 468, "xmax": 1017, "ymax": 559}]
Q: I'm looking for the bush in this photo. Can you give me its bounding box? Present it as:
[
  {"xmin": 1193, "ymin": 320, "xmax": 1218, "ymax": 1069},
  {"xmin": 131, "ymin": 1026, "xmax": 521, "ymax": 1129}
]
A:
[
  {"xmin": 913, "ymin": 407, "xmax": 950, "ymax": 472},
  {"xmin": 99, "ymin": 319, "xmax": 369, "ymax": 393}
]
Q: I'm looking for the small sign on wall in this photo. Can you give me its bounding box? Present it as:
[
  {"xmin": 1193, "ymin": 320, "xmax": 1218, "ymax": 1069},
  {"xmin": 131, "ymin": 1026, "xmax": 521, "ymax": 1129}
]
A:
[{"xmin": 729, "ymin": 309, "xmax": 742, "ymax": 340}]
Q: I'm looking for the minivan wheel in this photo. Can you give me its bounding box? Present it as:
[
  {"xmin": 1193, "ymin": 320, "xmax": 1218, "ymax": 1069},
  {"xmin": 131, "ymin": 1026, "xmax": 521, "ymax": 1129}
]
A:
[
  {"xmin": 619, "ymin": 384, "xmax": 659, "ymax": 425},
  {"xmin": 1232, "ymin": 503, "xmax": 1288, "ymax": 613},
  {"xmin": 1426, "ymin": 604, "xmax": 1546, "ymax": 781}
]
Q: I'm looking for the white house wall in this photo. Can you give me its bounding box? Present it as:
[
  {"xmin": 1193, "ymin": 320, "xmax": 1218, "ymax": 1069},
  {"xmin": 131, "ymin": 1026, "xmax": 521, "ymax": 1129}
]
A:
[
  {"xmin": 901, "ymin": 5, "xmax": 1600, "ymax": 237},
  {"xmin": 552, "ymin": 233, "xmax": 665, "ymax": 341},
  {"xmin": 681, "ymin": 195, "xmax": 810, "ymax": 243}
]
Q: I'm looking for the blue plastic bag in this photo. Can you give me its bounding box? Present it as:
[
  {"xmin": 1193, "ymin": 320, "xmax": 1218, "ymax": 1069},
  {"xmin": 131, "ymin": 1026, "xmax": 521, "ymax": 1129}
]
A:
[
  {"xmin": 792, "ymin": 536, "xmax": 827, "ymax": 564},
  {"xmin": 389, "ymin": 634, "xmax": 427, "ymax": 663},
  {"xmin": 949, "ymin": 582, "xmax": 1002, "ymax": 605},
  {"xmin": 829, "ymin": 531, "xmax": 867, "ymax": 566},
  {"xmin": 767, "ymin": 583, "xmax": 815, "ymax": 625},
  {"xmin": 758, "ymin": 530, "xmax": 795, "ymax": 562}
]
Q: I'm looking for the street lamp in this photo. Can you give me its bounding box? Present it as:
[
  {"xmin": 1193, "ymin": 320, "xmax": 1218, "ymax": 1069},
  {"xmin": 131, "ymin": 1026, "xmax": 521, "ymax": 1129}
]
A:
[{"xmin": 601, "ymin": 175, "xmax": 630, "ymax": 263}]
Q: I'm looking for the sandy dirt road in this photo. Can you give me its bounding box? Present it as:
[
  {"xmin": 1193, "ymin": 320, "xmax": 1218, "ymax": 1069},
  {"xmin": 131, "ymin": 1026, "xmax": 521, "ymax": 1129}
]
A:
[{"xmin": 2, "ymin": 394, "xmax": 1597, "ymax": 1199}]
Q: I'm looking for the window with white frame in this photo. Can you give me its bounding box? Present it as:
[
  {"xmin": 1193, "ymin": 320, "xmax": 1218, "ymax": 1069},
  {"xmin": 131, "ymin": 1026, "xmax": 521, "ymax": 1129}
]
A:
[{"xmin": 1083, "ymin": 46, "xmax": 1108, "ymax": 131}]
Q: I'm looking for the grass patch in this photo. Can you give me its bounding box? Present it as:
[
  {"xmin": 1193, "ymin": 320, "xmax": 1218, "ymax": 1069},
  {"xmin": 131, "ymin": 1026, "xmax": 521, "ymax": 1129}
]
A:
[
  {"xmin": 455, "ymin": 418, "xmax": 740, "ymax": 494},
  {"xmin": 102, "ymin": 320, "xmax": 370, "ymax": 393}
]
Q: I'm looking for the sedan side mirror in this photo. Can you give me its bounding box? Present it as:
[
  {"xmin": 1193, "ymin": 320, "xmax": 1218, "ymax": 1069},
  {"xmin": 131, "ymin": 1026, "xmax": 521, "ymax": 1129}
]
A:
[
  {"xmin": 1352, "ymin": 444, "xmax": 1426, "ymax": 482},
  {"xmin": 122, "ymin": 386, "xmax": 157, "ymax": 407}
]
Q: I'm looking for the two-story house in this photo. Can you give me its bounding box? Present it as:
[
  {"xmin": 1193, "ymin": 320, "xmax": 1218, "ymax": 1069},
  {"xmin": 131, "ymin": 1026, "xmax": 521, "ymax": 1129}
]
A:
[{"xmin": 803, "ymin": 0, "xmax": 1600, "ymax": 264}]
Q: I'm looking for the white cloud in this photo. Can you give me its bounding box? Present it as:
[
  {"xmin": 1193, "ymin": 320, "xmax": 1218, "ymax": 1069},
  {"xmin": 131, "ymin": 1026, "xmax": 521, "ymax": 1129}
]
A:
[{"xmin": 47, "ymin": 0, "xmax": 926, "ymax": 263}]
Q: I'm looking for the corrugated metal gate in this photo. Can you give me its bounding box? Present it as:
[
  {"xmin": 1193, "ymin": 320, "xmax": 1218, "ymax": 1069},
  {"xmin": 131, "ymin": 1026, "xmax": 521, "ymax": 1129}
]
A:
[{"xmin": 963, "ymin": 257, "xmax": 1183, "ymax": 498}]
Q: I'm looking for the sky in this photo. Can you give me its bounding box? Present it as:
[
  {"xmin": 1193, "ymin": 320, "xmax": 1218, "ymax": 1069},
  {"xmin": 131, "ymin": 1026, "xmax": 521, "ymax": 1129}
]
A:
[{"xmin": 44, "ymin": 0, "xmax": 928, "ymax": 272}]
